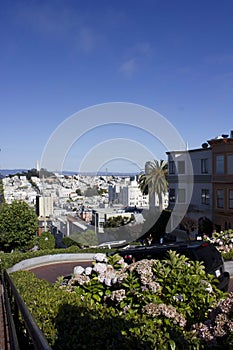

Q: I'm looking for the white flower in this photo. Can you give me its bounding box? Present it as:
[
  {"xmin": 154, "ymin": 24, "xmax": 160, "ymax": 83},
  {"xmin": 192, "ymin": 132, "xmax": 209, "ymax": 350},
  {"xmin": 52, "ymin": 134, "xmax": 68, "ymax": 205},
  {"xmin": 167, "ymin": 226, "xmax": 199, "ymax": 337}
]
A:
[
  {"xmin": 94, "ymin": 253, "xmax": 108, "ymax": 263},
  {"xmin": 205, "ymin": 284, "xmax": 213, "ymax": 293},
  {"xmin": 73, "ymin": 266, "xmax": 84, "ymax": 275},
  {"xmin": 110, "ymin": 289, "xmax": 126, "ymax": 302},
  {"xmin": 117, "ymin": 258, "xmax": 125, "ymax": 265},
  {"xmin": 104, "ymin": 277, "xmax": 112, "ymax": 286},
  {"xmin": 85, "ymin": 267, "xmax": 92, "ymax": 275},
  {"xmin": 93, "ymin": 262, "xmax": 107, "ymax": 274},
  {"xmin": 98, "ymin": 274, "xmax": 105, "ymax": 283},
  {"xmin": 111, "ymin": 277, "xmax": 118, "ymax": 284}
]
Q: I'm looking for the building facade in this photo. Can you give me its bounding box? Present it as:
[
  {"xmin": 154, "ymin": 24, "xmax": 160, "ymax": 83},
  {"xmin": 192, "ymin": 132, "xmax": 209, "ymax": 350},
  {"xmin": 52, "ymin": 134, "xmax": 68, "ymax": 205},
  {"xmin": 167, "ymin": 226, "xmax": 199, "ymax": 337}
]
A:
[
  {"xmin": 36, "ymin": 195, "xmax": 54, "ymax": 217},
  {"xmin": 109, "ymin": 177, "xmax": 149, "ymax": 207},
  {"xmin": 208, "ymin": 136, "xmax": 233, "ymax": 231},
  {"xmin": 167, "ymin": 131, "xmax": 233, "ymax": 233},
  {"xmin": 92, "ymin": 208, "xmax": 134, "ymax": 234}
]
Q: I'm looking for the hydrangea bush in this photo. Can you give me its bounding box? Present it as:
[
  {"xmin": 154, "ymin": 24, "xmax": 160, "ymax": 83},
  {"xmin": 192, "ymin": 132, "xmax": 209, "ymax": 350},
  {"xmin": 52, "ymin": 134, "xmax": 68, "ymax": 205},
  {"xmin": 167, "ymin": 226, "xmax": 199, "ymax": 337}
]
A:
[
  {"xmin": 204, "ymin": 229, "xmax": 233, "ymax": 255},
  {"xmin": 192, "ymin": 292, "xmax": 233, "ymax": 348},
  {"xmin": 58, "ymin": 251, "xmax": 225, "ymax": 343},
  {"xmin": 11, "ymin": 249, "xmax": 233, "ymax": 349}
]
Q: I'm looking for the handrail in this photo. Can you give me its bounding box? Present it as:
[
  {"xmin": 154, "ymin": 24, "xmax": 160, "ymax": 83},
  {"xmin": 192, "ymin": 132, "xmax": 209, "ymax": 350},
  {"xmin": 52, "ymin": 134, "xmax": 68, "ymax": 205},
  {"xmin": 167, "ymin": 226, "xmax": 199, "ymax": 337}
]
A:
[
  {"xmin": 1, "ymin": 275, "xmax": 19, "ymax": 350},
  {"xmin": 3, "ymin": 271, "xmax": 52, "ymax": 350}
]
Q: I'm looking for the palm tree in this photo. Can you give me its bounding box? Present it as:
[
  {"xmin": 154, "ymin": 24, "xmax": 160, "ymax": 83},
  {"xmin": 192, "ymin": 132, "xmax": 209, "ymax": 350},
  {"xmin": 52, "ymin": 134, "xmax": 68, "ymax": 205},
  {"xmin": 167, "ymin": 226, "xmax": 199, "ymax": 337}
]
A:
[{"xmin": 138, "ymin": 160, "xmax": 168, "ymax": 212}]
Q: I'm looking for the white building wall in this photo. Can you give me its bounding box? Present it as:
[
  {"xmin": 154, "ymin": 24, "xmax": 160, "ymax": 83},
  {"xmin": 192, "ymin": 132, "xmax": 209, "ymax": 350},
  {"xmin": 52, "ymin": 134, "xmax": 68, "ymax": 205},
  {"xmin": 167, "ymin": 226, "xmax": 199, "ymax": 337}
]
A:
[
  {"xmin": 38, "ymin": 196, "xmax": 54, "ymax": 217},
  {"xmin": 167, "ymin": 148, "xmax": 213, "ymax": 225}
]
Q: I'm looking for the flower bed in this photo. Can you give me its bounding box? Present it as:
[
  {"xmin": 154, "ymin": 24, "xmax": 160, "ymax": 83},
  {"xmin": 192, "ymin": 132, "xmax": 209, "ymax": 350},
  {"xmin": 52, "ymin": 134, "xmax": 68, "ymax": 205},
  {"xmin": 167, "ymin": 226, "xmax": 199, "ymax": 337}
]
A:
[
  {"xmin": 204, "ymin": 230, "xmax": 233, "ymax": 258},
  {"xmin": 11, "ymin": 250, "xmax": 233, "ymax": 349}
]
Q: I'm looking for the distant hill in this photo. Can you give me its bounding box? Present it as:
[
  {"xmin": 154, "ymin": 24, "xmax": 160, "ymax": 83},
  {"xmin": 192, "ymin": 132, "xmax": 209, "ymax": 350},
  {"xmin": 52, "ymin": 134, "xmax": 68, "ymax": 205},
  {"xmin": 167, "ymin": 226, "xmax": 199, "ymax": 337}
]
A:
[
  {"xmin": 0, "ymin": 169, "xmax": 27, "ymax": 177},
  {"xmin": 0, "ymin": 169, "xmax": 138, "ymax": 178}
]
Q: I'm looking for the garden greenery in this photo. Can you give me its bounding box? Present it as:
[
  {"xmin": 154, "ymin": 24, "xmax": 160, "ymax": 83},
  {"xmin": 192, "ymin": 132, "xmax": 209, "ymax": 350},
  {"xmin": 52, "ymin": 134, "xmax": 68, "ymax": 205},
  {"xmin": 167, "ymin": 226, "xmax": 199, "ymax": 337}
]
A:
[
  {"xmin": 204, "ymin": 229, "xmax": 233, "ymax": 258},
  {"xmin": 38, "ymin": 231, "xmax": 56, "ymax": 250},
  {"xmin": 0, "ymin": 200, "xmax": 38, "ymax": 252},
  {"xmin": 10, "ymin": 250, "xmax": 233, "ymax": 349}
]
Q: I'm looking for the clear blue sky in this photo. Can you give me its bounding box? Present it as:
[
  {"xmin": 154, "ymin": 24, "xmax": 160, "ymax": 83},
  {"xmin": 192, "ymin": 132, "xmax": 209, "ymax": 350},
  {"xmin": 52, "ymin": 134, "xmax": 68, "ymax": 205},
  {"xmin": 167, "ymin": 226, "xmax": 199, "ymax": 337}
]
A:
[{"xmin": 1, "ymin": 0, "xmax": 233, "ymax": 173}]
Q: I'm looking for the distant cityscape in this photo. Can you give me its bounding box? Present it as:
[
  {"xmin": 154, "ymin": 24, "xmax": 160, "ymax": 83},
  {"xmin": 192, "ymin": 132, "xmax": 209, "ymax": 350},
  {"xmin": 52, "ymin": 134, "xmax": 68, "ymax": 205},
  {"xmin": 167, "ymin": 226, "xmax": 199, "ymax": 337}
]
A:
[
  {"xmin": 1, "ymin": 169, "xmax": 168, "ymax": 246},
  {"xmin": 1, "ymin": 130, "xmax": 233, "ymax": 245},
  {"xmin": 0, "ymin": 169, "xmax": 139, "ymax": 177}
]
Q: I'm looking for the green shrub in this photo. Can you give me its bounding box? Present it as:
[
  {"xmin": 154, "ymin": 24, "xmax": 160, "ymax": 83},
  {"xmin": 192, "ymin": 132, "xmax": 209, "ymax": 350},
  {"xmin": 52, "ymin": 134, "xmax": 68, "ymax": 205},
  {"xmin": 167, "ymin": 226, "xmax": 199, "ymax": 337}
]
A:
[
  {"xmin": 54, "ymin": 251, "xmax": 226, "ymax": 348},
  {"xmin": 11, "ymin": 270, "xmax": 200, "ymax": 349},
  {"xmin": 65, "ymin": 251, "xmax": 224, "ymax": 326},
  {"xmin": 7, "ymin": 250, "xmax": 230, "ymax": 349},
  {"xmin": 205, "ymin": 229, "xmax": 233, "ymax": 254},
  {"xmin": 204, "ymin": 230, "xmax": 233, "ymax": 260},
  {"xmin": 62, "ymin": 236, "xmax": 81, "ymax": 248},
  {"xmin": 0, "ymin": 200, "xmax": 38, "ymax": 252},
  {"xmin": 150, "ymin": 252, "xmax": 224, "ymax": 326},
  {"xmin": 38, "ymin": 232, "xmax": 55, "ymax": 250}
]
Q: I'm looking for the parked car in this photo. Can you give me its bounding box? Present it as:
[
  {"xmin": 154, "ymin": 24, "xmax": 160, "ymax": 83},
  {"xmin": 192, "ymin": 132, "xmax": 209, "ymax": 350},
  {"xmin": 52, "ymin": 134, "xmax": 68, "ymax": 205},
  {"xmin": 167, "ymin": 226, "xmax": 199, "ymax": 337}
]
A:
[
  {"xmin": 97, "ymin": 240, "xmax": 127, "ymax": 249},
  {"xmin": 115, "ymin": 241, "xmax": 230, "ymax": 292}
]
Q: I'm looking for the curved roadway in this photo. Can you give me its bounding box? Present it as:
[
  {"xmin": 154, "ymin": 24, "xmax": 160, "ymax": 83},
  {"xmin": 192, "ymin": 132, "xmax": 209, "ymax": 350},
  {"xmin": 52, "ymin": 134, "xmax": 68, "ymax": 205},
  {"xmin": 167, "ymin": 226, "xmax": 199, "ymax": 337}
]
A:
[
  {"xmin": 8, "ymin": 255, "xmax": 233, "ymax": 291},
  {"xmin": 29, "ymin": 261, "xmax": 91, "ymax": 283},
  {"xmin": 28, "ymin": 260, "xmax": 233, "ymax": 292}
]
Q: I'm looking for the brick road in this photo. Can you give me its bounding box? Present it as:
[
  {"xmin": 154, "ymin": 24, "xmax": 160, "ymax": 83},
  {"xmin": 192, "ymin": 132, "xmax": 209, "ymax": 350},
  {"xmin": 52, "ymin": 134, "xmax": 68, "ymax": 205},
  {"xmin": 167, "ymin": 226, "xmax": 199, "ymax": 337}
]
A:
[{"xmin": 28, "ymin": 261, "xmax": 91, "ymax": 283}]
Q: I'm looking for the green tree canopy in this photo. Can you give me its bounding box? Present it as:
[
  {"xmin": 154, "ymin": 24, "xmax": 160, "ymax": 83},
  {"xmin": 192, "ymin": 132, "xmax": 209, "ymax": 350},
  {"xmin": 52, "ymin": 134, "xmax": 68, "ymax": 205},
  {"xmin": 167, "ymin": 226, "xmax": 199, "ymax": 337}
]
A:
[
  {"xmin": 0, "ymin": 200, "xmax": 38, "ymax": 252},
  {"xmin": 138, "ymin": 160, "xmax": 168, "ymax": 211},
  {"xmin": 38, "ymin": 231, "xmax": 55, "ymax": 250},
  {"xmin": 104, "ymin": 215, "xmax": 134, "ymax": 228}
]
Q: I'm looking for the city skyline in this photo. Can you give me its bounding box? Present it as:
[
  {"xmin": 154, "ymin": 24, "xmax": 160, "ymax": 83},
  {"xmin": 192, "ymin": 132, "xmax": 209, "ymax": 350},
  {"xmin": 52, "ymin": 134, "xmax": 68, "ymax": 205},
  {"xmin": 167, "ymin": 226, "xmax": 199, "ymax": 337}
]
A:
[{"xmin": 1, "ymin": 1, "xmax": 233, "ymax": 172}]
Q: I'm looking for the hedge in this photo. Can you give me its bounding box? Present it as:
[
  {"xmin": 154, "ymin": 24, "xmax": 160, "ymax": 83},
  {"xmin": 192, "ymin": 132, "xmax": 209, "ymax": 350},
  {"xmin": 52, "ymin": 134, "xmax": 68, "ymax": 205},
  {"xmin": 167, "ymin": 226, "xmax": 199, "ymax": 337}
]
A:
[{"xmin": 9, "ymin": 251, "xmax": 231, "ymax": 350}]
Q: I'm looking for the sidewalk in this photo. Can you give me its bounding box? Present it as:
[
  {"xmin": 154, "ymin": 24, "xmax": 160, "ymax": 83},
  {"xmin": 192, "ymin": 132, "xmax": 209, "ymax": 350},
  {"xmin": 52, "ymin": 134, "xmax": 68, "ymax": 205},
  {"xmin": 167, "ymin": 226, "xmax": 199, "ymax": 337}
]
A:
[{"xmin": 224, "ymin": 261, "xmax": 233, "ymax": 276}]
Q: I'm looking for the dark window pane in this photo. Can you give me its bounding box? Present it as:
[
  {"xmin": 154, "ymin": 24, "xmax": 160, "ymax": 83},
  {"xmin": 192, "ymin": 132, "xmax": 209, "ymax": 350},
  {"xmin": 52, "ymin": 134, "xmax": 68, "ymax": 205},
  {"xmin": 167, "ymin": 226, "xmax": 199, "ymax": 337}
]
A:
[
  {"xmin": 217, "ymin": 189, "xmax": 224, "ymax": 208},
  {"xmin": 216, "ymin": 155, "xmax": 224, "ymax": 174},
  {"xmin": 229, "ymin": 190, "xmax": 233, "ymax": 209},
  {"xmin": 227, "ymin": 155, "xmax": 233, "ymax": 174},
  {"xmin": 178, "ymin": 161, "xmax": 185, "ymax": 174}
]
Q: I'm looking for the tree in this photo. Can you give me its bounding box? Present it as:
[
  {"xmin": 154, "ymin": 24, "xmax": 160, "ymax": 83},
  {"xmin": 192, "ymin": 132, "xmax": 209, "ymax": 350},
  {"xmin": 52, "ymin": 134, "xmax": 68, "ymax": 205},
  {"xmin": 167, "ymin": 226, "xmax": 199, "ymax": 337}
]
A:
[
  {"xmin": 138, "ymin": 160, "xmax": 168, "ymax": 211},
  {"xmin": 104, "ymin": 215, "xmax": 134, "ymax": 228},
  {"xmin": 0, "ymin": 200, "xmax": 38, "ymax": 252},
  {"xmin": 76, "ymin": 188, "xmax": 82, "ymax": 196},
  {"xmin": 84, "ymin": 186, "xmax": 98, "ymax": 197},
  {"xmin": 180, "ymin": 216, "xmax": 197, "ymax": 234},
  {"xmin": 38, "ymin": 231, "xmax": 55, "ymax": 250}
]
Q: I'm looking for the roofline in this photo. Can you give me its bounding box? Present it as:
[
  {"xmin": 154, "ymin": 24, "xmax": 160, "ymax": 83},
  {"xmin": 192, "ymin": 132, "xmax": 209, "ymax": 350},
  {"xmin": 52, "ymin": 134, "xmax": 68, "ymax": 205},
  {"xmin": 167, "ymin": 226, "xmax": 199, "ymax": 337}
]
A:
[{"xmin": 166, "ymin": 147, "xmax": 212, "ymax": 155}]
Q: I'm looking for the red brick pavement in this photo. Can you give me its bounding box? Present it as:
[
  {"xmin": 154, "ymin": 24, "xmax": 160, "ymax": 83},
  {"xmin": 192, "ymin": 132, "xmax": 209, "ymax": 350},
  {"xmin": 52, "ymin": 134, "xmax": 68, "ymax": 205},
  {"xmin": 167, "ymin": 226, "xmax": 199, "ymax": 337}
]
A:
[{"xmin": 28, "ymin": 261, "xmax": 91, "ymax": 283}]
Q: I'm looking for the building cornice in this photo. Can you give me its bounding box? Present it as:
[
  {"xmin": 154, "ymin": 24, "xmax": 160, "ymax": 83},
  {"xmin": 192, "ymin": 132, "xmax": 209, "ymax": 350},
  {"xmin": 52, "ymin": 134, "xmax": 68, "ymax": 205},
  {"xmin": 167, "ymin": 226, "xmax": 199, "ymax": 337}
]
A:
[{"xmin": 208, "ymin": 138, "xmax": 233, "ymax": 146}]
